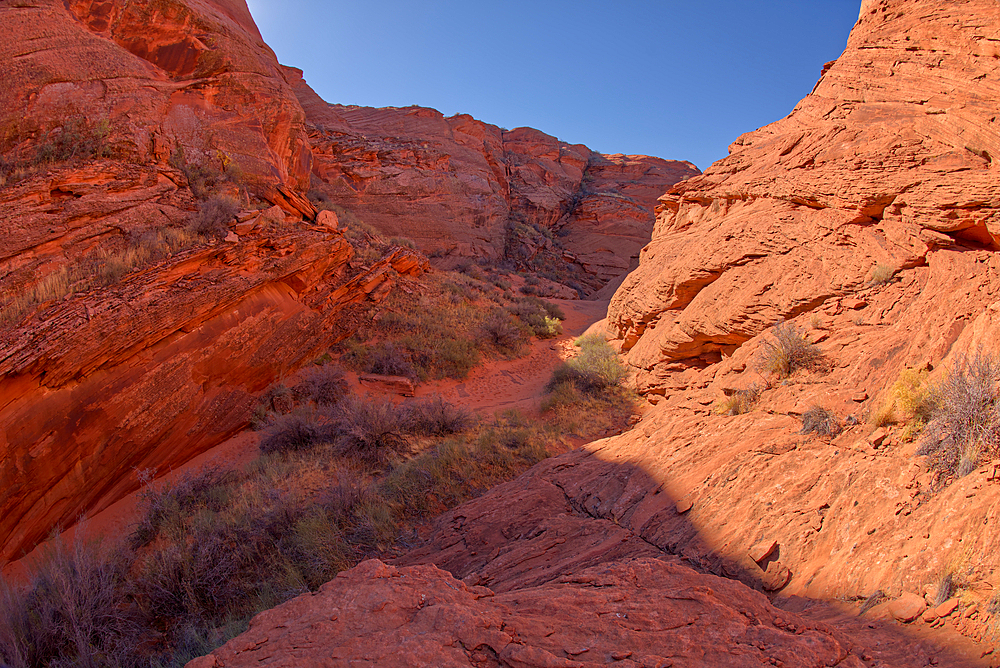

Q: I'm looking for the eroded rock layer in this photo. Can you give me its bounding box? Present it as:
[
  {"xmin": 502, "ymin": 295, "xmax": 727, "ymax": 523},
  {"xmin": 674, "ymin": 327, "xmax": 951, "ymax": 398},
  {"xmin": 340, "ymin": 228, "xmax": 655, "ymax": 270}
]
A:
[
  {"xmin": 288, "ymin": 68, "xmax": 699, "ymax": 285},
  {"xmin": 190, "ymin": 558, "xmax": 962, "ymax": 668},
  {"xmin": 1, "ymin": 0, "xmax": 311, "ymax": 194}
]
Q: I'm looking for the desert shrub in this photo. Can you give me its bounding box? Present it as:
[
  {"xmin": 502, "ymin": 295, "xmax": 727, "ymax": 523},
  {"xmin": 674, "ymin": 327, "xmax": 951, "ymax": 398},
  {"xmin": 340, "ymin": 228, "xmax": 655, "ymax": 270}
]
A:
[
  {"xmin": 293, "ymin": 365, "xmax": 349, "ymax": 406},
  {"xmin": 258, "ymin": 411, "xmax": 328, "ymax": 455},
  {"xmin": 330, "ymin": 395, "xmax": 411, "ymax": 465},
  {"xmin": 917, "ymin": 352, "xmax": 1000, "ymax": 478},
  {"xmin": 868, "ymin": 264, "xmax": 897, "ymax": 286},
  {"xmin": 506, "ymin": 296, "xmax": 564, "ymax": 338},
  {"xmin": 353, "ymin": 341, "xmax": 417, "ymax": 379},
  {"xmin": 131, "ymin": 467, "xmax": 239, "ymax": 549},
  {"xmin": 478, "ymin": 309, "xmax": 529, "ymax": 357},
  {"xmin": 0, "ymin": 537, "xmax": 145, "ymax": 668},
  {"xmin": 716, "ymin": 383, "xmax": 762, "ymax": 416},
  {"xmin": 549, "ymin": 334, "xmax": 627, "ymax": 394},
  {"xmin": 408, "ymin": 395, "xmax": 475, "ymax": 436},
  {"xmin": 870, "ymin": 367, "xmax": 936, "ymax": 442},
  {"xmin": 188, "ymin": 195, "xmax": 239, "ymax": 238},
  {"xmin": 759, "ymin": 321, "xmax": 822, "ymax": 378},
  {"xmin": 800, "ymin": 406, "xmax": 842, "ymax": 436}
]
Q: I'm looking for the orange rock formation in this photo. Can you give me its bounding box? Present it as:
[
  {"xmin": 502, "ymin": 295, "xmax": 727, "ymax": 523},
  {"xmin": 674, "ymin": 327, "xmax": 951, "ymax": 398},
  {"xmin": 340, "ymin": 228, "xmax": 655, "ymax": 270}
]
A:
[
  {"xmin": 195, "ymin": 1, "xmax": 1000, "ymax": 664},
  {"xmin": 289, "ymin": 68, "xmax": 698, "ymax": 285}
]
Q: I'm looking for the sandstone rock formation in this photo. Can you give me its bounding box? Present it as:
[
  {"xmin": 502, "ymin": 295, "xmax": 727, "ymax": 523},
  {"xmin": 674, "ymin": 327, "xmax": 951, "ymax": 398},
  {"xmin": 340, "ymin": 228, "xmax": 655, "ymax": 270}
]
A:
[
  {"xmin": 288, "ymin": 68, "xmax": 699, "ymax": 287},
  {"xmin": 191, "ymin": 557, "xmax": 956, "ymax": 668},
  {"xmin": 1, "ymin": 0, "xmax": 311, "ymax": 198},
  {"xmin": 0, "ymin": 159, "xmax": 428, "ymax": 563}
]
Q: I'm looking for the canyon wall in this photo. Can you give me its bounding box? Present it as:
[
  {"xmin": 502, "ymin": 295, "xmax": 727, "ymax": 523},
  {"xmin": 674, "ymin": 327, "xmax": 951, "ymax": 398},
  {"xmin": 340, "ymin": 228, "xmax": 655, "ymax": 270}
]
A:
[{"xmin": 289, "ymin": 68, "xmax": 699, "ymax": 286}]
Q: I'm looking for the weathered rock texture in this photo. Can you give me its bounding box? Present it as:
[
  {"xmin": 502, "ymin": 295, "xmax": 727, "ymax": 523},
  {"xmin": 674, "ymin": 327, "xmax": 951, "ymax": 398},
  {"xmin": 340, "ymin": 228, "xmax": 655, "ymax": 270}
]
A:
[
  {"xmin": 0, "ymin": 161, "xmax": 427, "ymax": 563},
  {"xmin": 190, "ymin": 557, "xmax": 965, "ymax": 668},
  {"xmin": 1, "ymin": 0, "xmax": 311, "ymax": 196},
  {"xmin": 288, "ymin": 67, "xmax": 699, "ymax": 285}
]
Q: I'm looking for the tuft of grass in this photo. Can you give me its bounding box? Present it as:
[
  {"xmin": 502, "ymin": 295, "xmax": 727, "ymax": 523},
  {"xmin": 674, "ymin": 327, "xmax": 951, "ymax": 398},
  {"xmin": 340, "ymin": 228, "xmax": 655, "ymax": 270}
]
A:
[
  {"xmin": 917, "ymin": 351, "xmax": 1000, "ymax": 479},
  {"xmin": 759, "ymin": 321, "xmax": 822, "ymax": 379},
  {"xmin": 800, "ymin": 406, "xmax": 842, "ymax": 437},
  {"xmin": 868, "ymin": 263, "xmax": 897, "ymax": 286},
  {"xmin": 549, "ymin": 334, "xmax": 628, "ymax": 394},
  {"xmin": 259, "ymin": 411, "xmax": 328, "ymax": 455},
  {"xmin": 716, "ymin": 383, "xmax": 762, "ymax": 416},
  {"xmin": 870, "ymin": 367, "xmax": 936, "ymax": 443}
]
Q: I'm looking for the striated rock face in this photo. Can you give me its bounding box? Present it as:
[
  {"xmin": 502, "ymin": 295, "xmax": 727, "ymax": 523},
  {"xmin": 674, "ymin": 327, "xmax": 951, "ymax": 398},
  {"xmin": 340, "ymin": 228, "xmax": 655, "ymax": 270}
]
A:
[
  {"xmin": 0, "ymin": 161, "xmax": 428, "ymax": 563},
  {"xmin": 288, "ymin": 68, "xmax": 699, "ymax": 286},
  {"xmin": 189, "ymin": 557, "xmax": 928, "ymax": 668},
  {"xmin": 609, "ymin": 0, "xmax": 1000, "ymax": 386},
  {"xmin": 1, "ymin": 0, "xmax": 311, "ymax": 194}
]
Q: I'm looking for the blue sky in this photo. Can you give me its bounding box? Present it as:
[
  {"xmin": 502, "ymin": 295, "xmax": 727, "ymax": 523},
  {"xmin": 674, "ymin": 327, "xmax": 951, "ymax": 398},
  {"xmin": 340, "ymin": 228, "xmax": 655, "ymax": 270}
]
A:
[{"xmin": 245, "ymin": 1, "xmax": 860, "ymax": 171}]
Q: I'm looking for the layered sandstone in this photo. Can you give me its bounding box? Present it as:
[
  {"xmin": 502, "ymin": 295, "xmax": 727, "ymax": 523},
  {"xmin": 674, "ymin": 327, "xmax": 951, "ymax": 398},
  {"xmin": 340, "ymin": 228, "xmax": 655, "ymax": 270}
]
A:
[
  {"xmin": 0, "ymin": 161, "xmax": 428, "ymax": 563},
  {"xmin": 288, "ymin": 68, "xmax": 699, "ymax": 286},
  {"xmin": 1, "ymin": 0, "xmax": 311, "ymax": 196}
]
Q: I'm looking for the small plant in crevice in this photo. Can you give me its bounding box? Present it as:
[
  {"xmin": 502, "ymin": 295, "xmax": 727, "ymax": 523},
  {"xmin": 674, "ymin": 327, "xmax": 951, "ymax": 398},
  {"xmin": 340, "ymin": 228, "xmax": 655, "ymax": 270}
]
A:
[
  {"xmin": 858, "ymin": 590, "xmax": 887, "ymax": 616},
  {"xmin": 916, "ymin": 351, "xmax": 1000, "ymax": 479},
  {"xmin": 800, "ymin": 405, "xmax": 842, "ymax": 437},
  {"xmin": 867, "ymin": 263, "xmax": 897, "ymax": 286},
  {"xmin": 716, "ymin": 383, "xmax": 762, "ymax": 416},
  {"xmin": 758, "ymin": 321, "xmax": 823, "ymax": 379}
]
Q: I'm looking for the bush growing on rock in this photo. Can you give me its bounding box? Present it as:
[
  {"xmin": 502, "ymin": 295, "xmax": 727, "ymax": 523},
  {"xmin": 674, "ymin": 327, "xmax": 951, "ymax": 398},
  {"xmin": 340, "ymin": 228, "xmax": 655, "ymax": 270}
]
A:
[
  {"xmin": 759, "ymin": 321, "xmax": 822, "ymax": 378},
  {"xmin": 188, "ymin": 195, "xmax": 239, "ymax": 238},
  {"xmin": 800, "ymin": 406, "xmax": 842, "ymax": 436},
  {"xmin": 916, "ymin": 352, "xmax": 1000, "ymax": 478},
  {"xmin": 716, "ymin": 383, "xmax": 762, "ymax": 416}
]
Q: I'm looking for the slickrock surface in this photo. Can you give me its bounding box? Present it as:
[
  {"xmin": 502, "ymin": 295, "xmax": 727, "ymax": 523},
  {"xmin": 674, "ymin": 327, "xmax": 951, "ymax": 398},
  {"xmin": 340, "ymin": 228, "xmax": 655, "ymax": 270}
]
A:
[
  {"xmin": 610, "ymin": 0, "xmax": 1000, "ymax": 388},
  {"xmin": 288, "ymin": 68, "xmax": 699, "ymax": 285},
  {"xmin": 191, "ymin": 557, "xmax": 955, "ymax": 668},
  {"xmin": 1, "ymin": 0, "xmax": 311, "ymax": 194}
]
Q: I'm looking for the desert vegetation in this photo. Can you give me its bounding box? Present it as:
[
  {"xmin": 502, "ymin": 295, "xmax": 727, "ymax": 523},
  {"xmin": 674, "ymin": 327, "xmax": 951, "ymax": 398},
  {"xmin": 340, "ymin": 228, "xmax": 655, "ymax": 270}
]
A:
[
  {"xmin": 339, "ymin": 272, "xmax": 566, "ymax": 382},
  {"xmin": 1, "ymin": 118, "xmax": 111, "ymax": 186},
  {"xmin": 543, "ymin": 334, "xmax": 636, "ymax": 435},
  {"xmin": 716, "ymin": 383, "xmax": 763, "ymax": 416},
  {"xmin": 799, "ymin": 405, "xmax": 842, "ymax": 437},
  {"xmin": 758, "ymin": 321, "xmax": 823, "ymax": 378},
  {"xmin": 916, "ymin": 352, "xmax": 1000, "ymax": 479},
  {"xmin": 0, "ymin": 359, "xmax": 632, "ymax": 668}
]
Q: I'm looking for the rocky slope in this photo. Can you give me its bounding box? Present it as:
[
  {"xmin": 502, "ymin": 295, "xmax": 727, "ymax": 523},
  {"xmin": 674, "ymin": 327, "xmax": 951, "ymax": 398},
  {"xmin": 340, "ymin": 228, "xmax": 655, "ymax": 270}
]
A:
[
  {"xmin": 0, "ymin": 0, "xmax": 430, "ymax": 563},
  {"xmin": 289, "ymin": 67, "xmax": 699, "ymax": 287},
  {"xmin": 193, "ymin": 0, "xmax": 1000, "ymax": 665}
]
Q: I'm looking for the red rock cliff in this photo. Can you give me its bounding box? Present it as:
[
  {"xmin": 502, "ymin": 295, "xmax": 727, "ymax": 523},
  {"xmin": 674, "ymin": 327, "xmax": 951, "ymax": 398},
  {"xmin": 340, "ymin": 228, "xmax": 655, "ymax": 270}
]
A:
[{"xmin": 288, "ymin": 67, "xmax": 699, "ymax": 287}]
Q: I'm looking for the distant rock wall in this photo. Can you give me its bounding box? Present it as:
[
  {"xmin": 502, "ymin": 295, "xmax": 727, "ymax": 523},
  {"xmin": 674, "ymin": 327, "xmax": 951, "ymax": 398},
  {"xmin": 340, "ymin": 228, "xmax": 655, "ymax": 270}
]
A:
[{"xmin": 288, "ymin": 67, "xmax": 699, "ymax": 286}]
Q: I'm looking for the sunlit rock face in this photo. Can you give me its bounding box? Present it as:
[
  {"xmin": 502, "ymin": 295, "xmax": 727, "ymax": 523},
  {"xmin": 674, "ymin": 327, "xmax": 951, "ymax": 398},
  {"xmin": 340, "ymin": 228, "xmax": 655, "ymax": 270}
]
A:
[{"xmin": 289, "ymin": 67, "xmax": 699, "ymax": 287}]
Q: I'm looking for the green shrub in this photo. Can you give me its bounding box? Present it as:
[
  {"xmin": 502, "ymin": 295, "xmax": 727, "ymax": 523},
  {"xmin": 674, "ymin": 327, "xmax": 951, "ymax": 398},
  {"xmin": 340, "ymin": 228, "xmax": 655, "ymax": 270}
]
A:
[
  {"xmin": 917, "ymin": 352, "xmax": 1000, "ymax": 478},
  {"xmin": 759, "ymin": 321, "xmax": 822, "ymax": 378},
  {"xmin": 549, "ymin": 334, "xmax": 627, "ymax": 393},
  {"xmin": 506, "ymin": 296, "xmax": 564, "ymax": 338}
]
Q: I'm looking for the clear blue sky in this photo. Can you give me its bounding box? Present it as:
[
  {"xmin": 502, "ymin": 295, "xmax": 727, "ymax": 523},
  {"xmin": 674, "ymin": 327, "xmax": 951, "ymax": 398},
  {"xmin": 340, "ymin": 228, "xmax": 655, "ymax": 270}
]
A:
[{"xmin": 245, "ymin": 1, "xmax": 860, "ymax": 171}]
